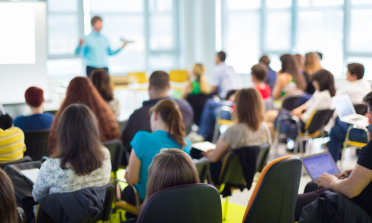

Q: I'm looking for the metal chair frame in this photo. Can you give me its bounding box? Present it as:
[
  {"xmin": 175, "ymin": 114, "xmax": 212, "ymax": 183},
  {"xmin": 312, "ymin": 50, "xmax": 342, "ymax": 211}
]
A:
[
  {"xmin": 212, "ymin": 106, "xmax": 233, "ymax": 143},
  {"xmin": 340, "ymin": 125, "xmax": 370, "ymax": 170}
]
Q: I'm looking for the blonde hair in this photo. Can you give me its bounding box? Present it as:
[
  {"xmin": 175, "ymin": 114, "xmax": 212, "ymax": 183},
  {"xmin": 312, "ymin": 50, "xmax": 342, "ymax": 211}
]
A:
[
  {"xmin": 303, "ymin": 52, "xmax": 322, "ymax": 79},
  {"xmin": 193, "ymin": 63, "xmax": 209, "ymax": 94},
  {"xmin": 143, "ymin": 149, "xmax": 200, "ymax": 208},
  {"xmin": 235, "ymin": 88, "xmax": 265, "ymax": 131}
]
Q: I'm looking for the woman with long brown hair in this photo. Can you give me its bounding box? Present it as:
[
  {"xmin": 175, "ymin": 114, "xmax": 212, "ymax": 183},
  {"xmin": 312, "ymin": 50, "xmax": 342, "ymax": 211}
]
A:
[
  {"xmin": 122, "ymin": 99, "xmax": 192, "ymax": 219},
  {"xmin": 125, "ymin": 149, "xmax": 199, "ymax": 223},
  {"xmin": 33, "ymin": 104, "xmax": 111, "ymax": 201},
  {"xmin": 49, "ymin": 77, "xmax": 119, "ymax": 154},
  {"xmin": 0, "ymin": 169, "xmax": 18, "ymax": 223},
  {"xmin": 90, "ymin": 69, "xmax": 120, "ymax": 119},
  {"xmin": 303, "ymin": 52, "xmax": 322, "ymax": 95},
  {"xmin": 204, "ymin": 88, "xmax": 270, "ymax": 183},
  {"xmin": 272, "ymin": 54, "xmax": 306, "ymax": 100}
]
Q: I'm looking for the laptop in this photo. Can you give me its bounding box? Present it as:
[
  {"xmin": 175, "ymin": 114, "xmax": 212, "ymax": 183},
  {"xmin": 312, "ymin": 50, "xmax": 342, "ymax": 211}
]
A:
[
  {"xmin": 301, "ymin": 152, "xmax": 340, "ymax": 183},
  {"xmin": 332, "ymin": 94, "xmax": 368, "ymax": 126}
]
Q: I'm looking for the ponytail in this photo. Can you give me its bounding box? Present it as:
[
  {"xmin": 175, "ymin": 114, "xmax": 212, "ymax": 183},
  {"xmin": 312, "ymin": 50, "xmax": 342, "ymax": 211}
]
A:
[
  {"xmin": 150, "ymin": 99, "xmax": 186, "ymax": 148},
  {"xmin": 167, "ymin": 107, "xmax": 186, "ymax": 148}
]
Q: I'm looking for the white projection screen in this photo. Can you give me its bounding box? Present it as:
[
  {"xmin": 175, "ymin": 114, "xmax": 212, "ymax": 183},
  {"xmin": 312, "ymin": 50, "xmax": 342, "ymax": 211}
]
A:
[{"xmin": 0, "ymin": 1, "xmax": 47, "ymax": 104}]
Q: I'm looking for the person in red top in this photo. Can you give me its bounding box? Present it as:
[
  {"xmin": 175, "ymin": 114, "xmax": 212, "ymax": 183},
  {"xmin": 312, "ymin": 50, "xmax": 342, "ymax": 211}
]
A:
[{"xmin": 251, "ymin": 64, "xmax": 271, "ymax": 99}]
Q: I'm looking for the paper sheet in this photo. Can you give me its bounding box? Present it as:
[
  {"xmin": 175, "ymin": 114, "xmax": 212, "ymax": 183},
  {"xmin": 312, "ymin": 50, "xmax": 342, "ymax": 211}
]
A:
[
  {"xmin": 192, "ymin": 141, "xmax": 216, "ymax": 152},
  {"xmin": 20, "ymin": 168, "xmax": 39, "ymax": 184}
]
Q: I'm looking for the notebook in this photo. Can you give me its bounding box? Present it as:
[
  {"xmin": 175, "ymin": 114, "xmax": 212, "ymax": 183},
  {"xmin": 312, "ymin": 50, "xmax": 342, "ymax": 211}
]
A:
[
  {"xmin": 332, "ymin": 94, "xmax": 368, "ymax": 126},
  {"xmin": 192, "ymin": 141, "xmax": 216, "ymax": 152},
  {"xmin": 20, "ymin": 168, "xmax": 39, "ymax": 185}
]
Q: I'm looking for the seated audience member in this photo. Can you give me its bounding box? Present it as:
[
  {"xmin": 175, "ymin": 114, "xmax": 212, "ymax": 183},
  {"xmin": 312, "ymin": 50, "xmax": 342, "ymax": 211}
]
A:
[
  {"xmin": 266, "ymin": 54, "xmax": 306, "ymax": 138},
  {"xmin": 0, "ymin": 127, "xmax": 26, "ymax": 164},
  {"xmin": 295, "ymin": 92, "xmax": 372, "ymax": 221},
  {"xmin": 182, "ymin": 63, "xmax": 209, "ymax": 98},
  {"xmin": 302, "ymin": 52, "xmax": 322, "ymax": 95},
  {"xmin": 33, "ymin": 104, "xmax": 111, "ymax": 201},
  {"xmin": 211, "ymin": 51, "xmax": 242, "ymax": 99},
  {"xmin": 0, "ymin": 169, "xmax": 18, "ymax": 223},
  {"xmin": 193, "ymin": 91, "xmax": 236, "ymax": 142},
  {"xmin": 90, "ymin": 69, "xmax": 120, "ymax": 119},
  {"xmin": 274, "ymin": 69, "xmax": 335, "ymax": 141},
  {"xmin": 294, "ymin": 54, "xmax": 304, "ymax": 74},
  {"xmin": 336, "ymin": 63, "xmax": 370, "ymax": 104},
  {"xmin": 122, "ymin": 99, "xmax": 191, "ymax": 219},
  {"xmin": 14, "ymin": 87, "xmax": 54, "ymax": 131},
  {"xmin": 204, "ymin": 88, "xmax": 269, "ymax": 183},
  {"xmin": 121, "ymin": 71, "xmax": 193, "ymax": 152},
  {"xmin": 49, "ymin": 77, "xmax": 119, "ymax": 154},
  {"xmin": 271, "ymin": 54, "xmax": 306, "ymax": 100},
  {"xmin": 125, "ymin": 149, "xmax": 200, "ymax": 223},
  {"xmin": 328, "ymin": 63, "xmax": 371, "ymax": 161},
  {"xmin": 259, "ymin": 55, "xmax": 277, "ymax": 91},
  {"xmin": 251, "ymin": 64, "xmax": 271, "ymax": 100}
]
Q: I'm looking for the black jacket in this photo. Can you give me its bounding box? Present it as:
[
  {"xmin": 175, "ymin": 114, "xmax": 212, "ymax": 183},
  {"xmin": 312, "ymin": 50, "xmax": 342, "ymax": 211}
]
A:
[
  {"xmin": 299, "ymin": 191, "xmax": 372, "ymax": 223},
  {"xmin": 220, "ymin": 147, "xmax": 259, "ymax": 197},
  {"xmin": 37, "ymin": 184, "xmax": 111, "ymax": 223}
]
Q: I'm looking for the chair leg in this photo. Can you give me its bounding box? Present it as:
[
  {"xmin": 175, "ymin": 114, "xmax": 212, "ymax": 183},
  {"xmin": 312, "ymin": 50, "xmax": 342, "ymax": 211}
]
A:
[{"xmin": 223, "ymin": 197, "xmax": 229, "ymax": 222}]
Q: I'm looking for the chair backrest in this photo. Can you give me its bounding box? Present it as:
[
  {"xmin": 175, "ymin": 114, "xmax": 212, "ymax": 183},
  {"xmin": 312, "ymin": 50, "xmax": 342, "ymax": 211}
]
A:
[
  {"xmin": 243, "ymin": 156, "xmax": 302, "ymax": 223},
  {"xmin": 304, "ymin": 109, "xmax": 334, "ymax": 134},
  {"xmin": 44, "ymin": 110, "xmax": 57, "ymax": 115},
  {"xmin": 128, "ymin": 72, "xmax": 147, "ymax": 84},
  {"xmin": 0, "ymin": 156, "xmax": 32, "ymax": 169},
  {"xmin": 23, "ymin": 129, "xmax": 50, "ymax": 161},
  {"xmin": 137, "ymin": 184, "xmax": 222, "ymax": 223},
  {"xmin": 218, "ymin": 150, "xmax": 245, "ymax": 185},
  {"xmin": 255, "ymin": 143, "xmax": 271, "ymax": 173},
  {"xmin": 194, "ymin": 159, "xmax": 210, "ymax": 183},
  {"xmin": 85, "ymin": 186, "xmax": 115, "ymax": 223},
  {"xmin": 169, "ymin": 70, "xmax": 188, "ymax": 83},
  {"xmin": 354, "ymin": 104, "xmax": 368, "ymax": 115},
  {"xmin": 102, "ymin": 139, "xmax": 125, "ymax": 172},
  {"xmin": 282, "ymin": 95, "xmax": 304, "ymax": 111},
  {"xmin": 263, "ymin": 97, "xmax": 274, "ymax": 111}
]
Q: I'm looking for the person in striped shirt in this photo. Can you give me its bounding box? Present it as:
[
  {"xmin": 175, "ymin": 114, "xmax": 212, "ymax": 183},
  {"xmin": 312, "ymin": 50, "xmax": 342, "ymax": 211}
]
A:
[{"xmin": 0, "ymin": 127, "xmax": 26, "ymax": 163}]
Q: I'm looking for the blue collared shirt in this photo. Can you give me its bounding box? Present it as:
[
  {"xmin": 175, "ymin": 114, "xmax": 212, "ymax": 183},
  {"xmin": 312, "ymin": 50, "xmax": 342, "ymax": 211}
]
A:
[{"xmin": 75, "ymin": 31, "xmax": 121, "ymax": 68}]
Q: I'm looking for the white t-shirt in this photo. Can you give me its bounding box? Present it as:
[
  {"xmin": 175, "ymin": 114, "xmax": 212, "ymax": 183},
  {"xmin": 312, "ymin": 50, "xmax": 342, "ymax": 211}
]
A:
[
  {"xmin": 212, "ymin": 62, "xmax": 242, "ymax": 98},
  {"xmin": 302, "ymin": 90, "xmax": 333, "ymax": 123},
  {"xmin": 32, "ymin": 147, "xmax": 111, "ymax": 201},
  {"xmin": 336, "ymin": 79, "xmax": 371, "ymax": 104}
]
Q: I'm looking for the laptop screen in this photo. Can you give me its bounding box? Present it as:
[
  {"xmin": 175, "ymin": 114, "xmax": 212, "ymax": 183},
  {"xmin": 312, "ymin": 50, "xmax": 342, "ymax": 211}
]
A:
[
  {"xmin": 333, "ymin": 95, "xmax": 355, "ymax": 118},
  {"xmin": 302, "ymin": 153, "xmax": 339, "ymax": 180}
]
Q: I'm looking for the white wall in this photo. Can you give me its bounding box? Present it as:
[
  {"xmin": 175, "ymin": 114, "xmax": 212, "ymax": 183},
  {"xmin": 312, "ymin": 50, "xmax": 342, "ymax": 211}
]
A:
[{"xmin": 0, "ymin": 2, "xmax": 48, "ymax": 104}]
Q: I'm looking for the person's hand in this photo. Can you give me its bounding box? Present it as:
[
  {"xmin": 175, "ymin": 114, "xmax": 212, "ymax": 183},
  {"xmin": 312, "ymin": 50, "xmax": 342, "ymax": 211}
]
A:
[
  {"xmin": 291, "ymin": 108, "xmax": 302, "ymax": 117},
  {"xmin": 203, "ymin": 150, "xmax": 213, "ymax": 157},
  {"xmin": 121, "ymin": 41, "xmax": 128, "ymax": 49},
  {"xmin": 317, "ymin": 173, "xmax": 338, "ymax": 189},
  {"xmin": 79, "ymin": 38, "xmax": 85, "ymax": 46},
  {"xmin": 124, "ymin": 170, "xmax": 129, "ymax": 183},
  {"xmin": 337, "ymin": 169, "xmax": 353, "ymax": 179}
]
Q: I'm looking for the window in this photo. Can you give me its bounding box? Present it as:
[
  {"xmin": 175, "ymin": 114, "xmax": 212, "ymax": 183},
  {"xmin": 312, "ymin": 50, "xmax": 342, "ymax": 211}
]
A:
[
  {"xmin": 219, "ymin": 0, "xmax": 372, "ymax": 79},
  {"xmin": 47, "ymin": 0, "xmax": 179, "ymax": 77},
  {"xmin": 222, "ymin": 1, "xmax": 261, "ymax": 73}
]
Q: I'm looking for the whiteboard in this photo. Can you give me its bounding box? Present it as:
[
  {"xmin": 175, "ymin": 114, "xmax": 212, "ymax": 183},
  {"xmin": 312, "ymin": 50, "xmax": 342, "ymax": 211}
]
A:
[{"xmin": 0, "ymin": 1, "xmax": 47, "ymax": 104}]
